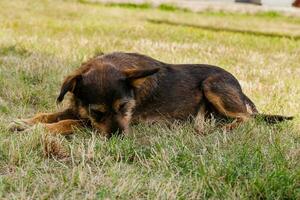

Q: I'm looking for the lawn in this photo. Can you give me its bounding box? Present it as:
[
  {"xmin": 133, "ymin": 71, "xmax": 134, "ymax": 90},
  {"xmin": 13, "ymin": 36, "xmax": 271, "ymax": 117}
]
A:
[{"xmin": 0, "ymin": 0, "xmax": 299, "ymax": 199}]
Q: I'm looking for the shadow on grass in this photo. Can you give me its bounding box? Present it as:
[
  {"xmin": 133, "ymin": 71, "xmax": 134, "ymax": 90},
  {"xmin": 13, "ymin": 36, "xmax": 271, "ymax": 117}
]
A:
[{"xmin": 147, "ymin": 19, "xmax": 300, "ymax": 40}]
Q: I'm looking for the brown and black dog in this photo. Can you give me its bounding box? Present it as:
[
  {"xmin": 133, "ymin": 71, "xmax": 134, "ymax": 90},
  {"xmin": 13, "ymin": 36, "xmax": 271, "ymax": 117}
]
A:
[{"xmin": 10, "ymin": 52, "xmax": 293, "ymax": 137}]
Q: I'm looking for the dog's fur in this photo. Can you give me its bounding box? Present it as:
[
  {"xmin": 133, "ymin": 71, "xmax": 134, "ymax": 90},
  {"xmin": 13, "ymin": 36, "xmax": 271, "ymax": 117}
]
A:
[{"xmin": 10, "ymin": 52, "xmax": 293, "ymax": 136}]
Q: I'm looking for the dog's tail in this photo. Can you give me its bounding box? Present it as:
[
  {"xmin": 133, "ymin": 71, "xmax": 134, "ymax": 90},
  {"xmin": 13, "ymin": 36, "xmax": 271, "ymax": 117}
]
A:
[
  {"xmin": 243, "ymin": 95, "xmax": 293, "ymax": 124},
  {"xmin": 252, "ymin": 114, "xmax": 294, "ymax": 124}
]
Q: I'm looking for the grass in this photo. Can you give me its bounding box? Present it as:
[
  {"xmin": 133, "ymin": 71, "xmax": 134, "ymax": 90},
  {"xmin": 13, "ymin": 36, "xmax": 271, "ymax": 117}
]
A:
[
  {"xmin": 78, "ymin": 0, "xmax": 190, "ymax": 12},
  {"xmin": 0, "ymin": 0, "xmax": 299, "ymax": 199}
]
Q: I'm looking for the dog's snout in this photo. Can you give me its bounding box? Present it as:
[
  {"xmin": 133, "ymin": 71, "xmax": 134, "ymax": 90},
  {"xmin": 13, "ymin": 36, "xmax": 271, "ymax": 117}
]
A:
[
  {"xmin": 110, "ymin": 119, "xmax": 124, "ymax": 136},
  {"xmin": 92, "ymin": 117, "xmax": 126, "ymax": 137},
  {"xmin": 110, "ymin": 127, "xmax": 122, "ymax": 136}
]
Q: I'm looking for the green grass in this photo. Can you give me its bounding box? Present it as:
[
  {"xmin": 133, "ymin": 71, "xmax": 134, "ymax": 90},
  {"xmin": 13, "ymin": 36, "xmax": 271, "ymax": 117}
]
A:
[
  {"xmin": 0, "ymin": 0, "xmax": 300, "ymax": 199},
  {"xmin": 78, "ymin": 0, "xmax": 190, "ymax": 12}
]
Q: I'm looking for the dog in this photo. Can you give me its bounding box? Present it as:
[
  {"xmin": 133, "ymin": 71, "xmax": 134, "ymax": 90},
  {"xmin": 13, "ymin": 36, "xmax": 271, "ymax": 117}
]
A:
[{"xmin": 10, "ymin": 52, "xmax": 293, "ymax": 137}]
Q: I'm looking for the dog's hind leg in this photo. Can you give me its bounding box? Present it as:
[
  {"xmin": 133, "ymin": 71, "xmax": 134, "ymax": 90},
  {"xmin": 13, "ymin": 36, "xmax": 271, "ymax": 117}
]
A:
[
  {"xmin": 202, "ymin": 75, "xmax": 252, "ymax": 131},
  {"xmin": 194, "ymin": 102, "xmax": 207, "ymax": 134}
]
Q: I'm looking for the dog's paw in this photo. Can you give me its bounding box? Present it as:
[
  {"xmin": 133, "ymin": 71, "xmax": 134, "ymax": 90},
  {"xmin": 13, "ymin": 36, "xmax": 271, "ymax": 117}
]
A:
[{"xmin": 8, "ymin": 119, "xmax": 31, "ymax": 132}]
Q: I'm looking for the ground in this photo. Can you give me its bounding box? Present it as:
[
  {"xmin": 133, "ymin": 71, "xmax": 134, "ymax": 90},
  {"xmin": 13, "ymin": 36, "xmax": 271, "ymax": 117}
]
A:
[{"xmin": 0, "ymin": 0, "xmax": 299, "ymax": 199}]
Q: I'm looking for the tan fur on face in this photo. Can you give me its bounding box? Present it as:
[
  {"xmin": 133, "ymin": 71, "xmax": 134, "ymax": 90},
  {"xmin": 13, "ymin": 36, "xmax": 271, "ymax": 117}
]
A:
[
  {"xmin": 114, "ymin": 100, "xmax": 136, "ymax": 134},
  {"xmin": 78, "ymin": 106, "xmax": 89, "ymax": 119},
  {"xmin": 89, "ymin": 104, "xmax": 107, "ymax": 112},
  {"xmin": 113, "ymin": 99, "xmax": 136, "ymax": 112},
  {"xmin": 91, "ymin": 121, "xmax": 110, "ymax": 137},
  {"xmin": 123, "ymin": 99, "xmax": 136, "ymax": 117},
  {"xmin": 89, "ymin": 99, "xmax": 136, "ymax": 135},
  {"xmin": 113, "ymin": 99, "xmax": 121, "ymax": 111}
]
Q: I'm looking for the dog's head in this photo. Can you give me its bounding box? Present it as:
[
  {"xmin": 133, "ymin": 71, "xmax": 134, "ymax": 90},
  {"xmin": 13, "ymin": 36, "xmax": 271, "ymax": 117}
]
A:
[{"xmin": 57, "ymin": 62, "xmax": 159, "ymax": 136}]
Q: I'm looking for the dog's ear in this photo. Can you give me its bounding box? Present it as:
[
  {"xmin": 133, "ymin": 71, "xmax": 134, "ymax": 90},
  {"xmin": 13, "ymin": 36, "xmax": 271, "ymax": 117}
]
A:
[
  {"xmin": 123, "ymin": 68, "xmax": 160, "ymax": 88},
  {"xmin": 56, "ymin": 74, "xmax": 82, "ymax": 103}
]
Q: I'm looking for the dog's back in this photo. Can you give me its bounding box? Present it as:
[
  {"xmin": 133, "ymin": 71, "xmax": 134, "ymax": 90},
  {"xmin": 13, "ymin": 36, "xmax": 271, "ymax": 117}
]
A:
[{"xmin": 92, "ymin": 52, "xmax": 243, "ymax": 121}]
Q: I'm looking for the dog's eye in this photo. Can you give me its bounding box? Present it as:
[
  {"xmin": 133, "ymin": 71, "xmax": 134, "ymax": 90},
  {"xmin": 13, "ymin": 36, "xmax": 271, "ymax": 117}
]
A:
[
  {"xmin": 90, "ymin": 109, "xmax": 105, "ymax": 121},
  {"xmin": 119, "ymin": 102, "xmax": 127, "ymax": 113},
  {"xmin": 91, "ymin": 109, "xmax": 103, "ymax": 116}
]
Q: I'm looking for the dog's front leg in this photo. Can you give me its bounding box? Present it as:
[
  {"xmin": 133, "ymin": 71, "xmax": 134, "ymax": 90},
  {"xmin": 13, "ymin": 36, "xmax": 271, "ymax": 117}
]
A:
[
  {"xmin": 24, "ymin": 109, "xmax": 77, "ymax": 124},
  {"xmin": 44, "ymin": 119, "xmax": 85, "ymax": 135},
  {"xmin": 9, "ymin": 109, "xmax": 78, "ymax": 132}
]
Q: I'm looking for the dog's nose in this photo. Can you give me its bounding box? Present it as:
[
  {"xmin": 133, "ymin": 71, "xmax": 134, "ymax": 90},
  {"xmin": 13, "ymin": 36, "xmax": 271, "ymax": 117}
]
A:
[{"xmin": 110, "ymin": 127, "xmax": 123, "ymax": 136}]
